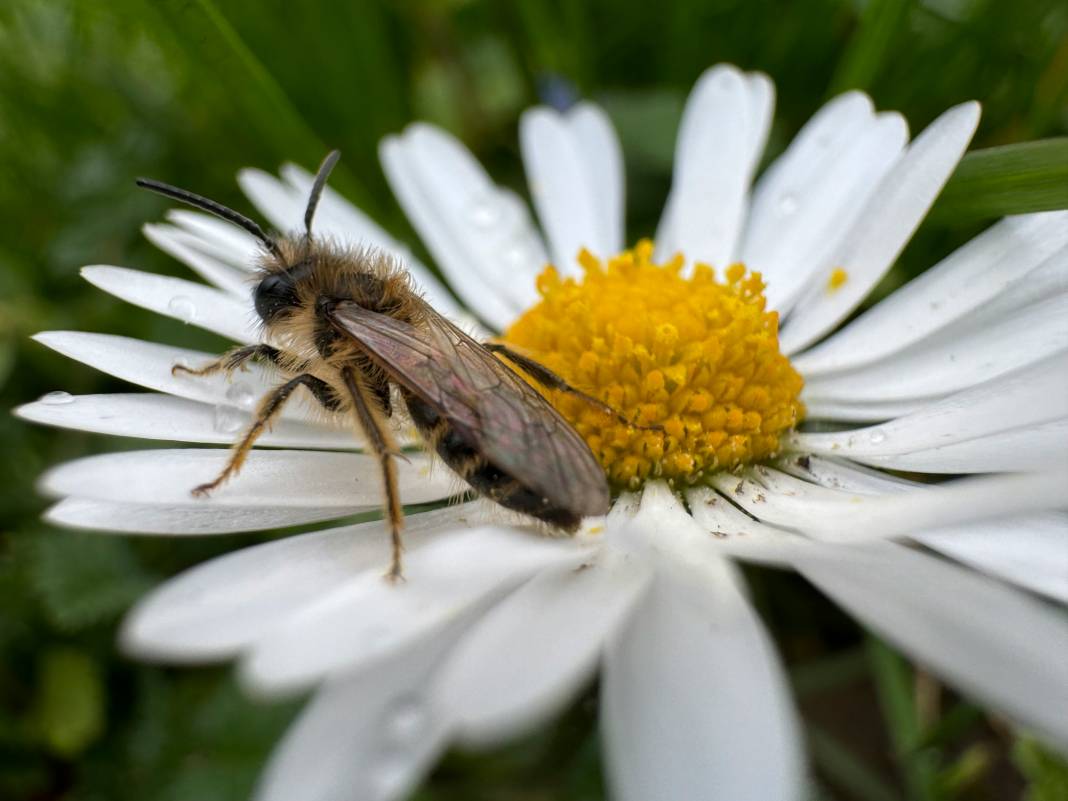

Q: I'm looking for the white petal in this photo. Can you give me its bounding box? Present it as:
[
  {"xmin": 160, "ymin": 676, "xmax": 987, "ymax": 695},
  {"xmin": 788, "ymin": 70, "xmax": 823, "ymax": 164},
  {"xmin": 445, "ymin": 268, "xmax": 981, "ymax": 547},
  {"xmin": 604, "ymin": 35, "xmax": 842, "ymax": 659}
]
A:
[
  {"xmin": 255, "ymin": 634, "xmax": 452, "ymax": 801},
  {"xmin": 918, "ymin": 514, "xmax": 1068, "ymax": 604},
  {"xmin": 790, "ymin": 539, "xmax": 1068, "ymax": 750},
  {"xmin": 778, "ymin": 456, "xmax": 1068, "ymax": 601},
  {"xmin": 81, "ymin": 265, "xmax": 258, "ymax": 343},
  {"xmin": 685, "ymin": 486, "xmax": 797, "ymax": 565},
  {"xmin": 744, "ymin": 95, "xmax": 907, "ymax": 313},
  {"xmin": 240, "ymin": 527, "xmax": 589, "ymax": 695},
  {"xmin": 851, "ymin": 419, "xmax": 1068, "ymax": 474},
  {"xmin": 237, "ymin": 168, "xmax": 305, "ymax": 234},
  {"xmin": 40, "ymin": 448, "xmax": 454, "ymax": 508},
  {"xmin": 143, "ymin": 223, "xmax": 252, "ymax": 296},
  {"xmin": 656, "ymin": 65, "xmax": 772, "ymax": 269},
  {"xmin": 121, "ymin": 505, "xmax": 482, "ymax": 661},
  {"xmin": 520, "ymin": 102, "xmax": 624, "ymax": 270},
  {"xmin": 802, "ymin": 396, "xmax": 928, "ymax": 423},
  {"xmin": 569, "ymin": 103, "xmax": 625, "ymax": 255},
  {"xmin": 166, "ymin": 208, "xmax": 262, "ymax": 267},
  {"xmin": 802, "ymin": 293, "xmax": 1068, "ymax": 402},
  {"xmin": 794, "ymin": 212, "xmax": 1068, "ymax": 375},
  {"xmin": 436, "ymin": 548, "xmax": 649, "ymax": 746},
  {"xmin": 380, "ymin": 125, "xmax": 547, "ymax": 330},
  {"xmin": 721, "ymin": 470, "xmax": 1068, "ymax": 543},
  {"xmin": 32, "ymin": 331, "xmax": 323, "ymax": 422},
  {"xmin": 267, "ymin": 163, "xmax": 464, "ymax": 318},
  {"xmin": 794, "ymin": 351, "xmax": 1068, "ymax": 456},
  {"xmin": 781, "ymin": 102, "xmax": 981, "ymax": 354},
  {"xmin": 15, "ymin": 392, "xmax": 350, "ymax": 448},
  {"xmin": 602, "ymin": 565, "xmax": 803, "ymax": 801},
  {"xmin": 46, "ymin": 496, "xmax": 352, "ymax": 535}
]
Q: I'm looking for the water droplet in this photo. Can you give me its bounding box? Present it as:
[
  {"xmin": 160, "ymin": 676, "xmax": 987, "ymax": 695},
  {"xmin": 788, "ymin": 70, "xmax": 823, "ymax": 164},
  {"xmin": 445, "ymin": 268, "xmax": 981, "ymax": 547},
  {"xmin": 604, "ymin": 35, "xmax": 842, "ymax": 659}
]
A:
[
  {"xmin": 868, "ymin": 428, "xmax": 887, "ymax": 445},
  {"xmin": 225, "ymin": 383, "xmax": 255, "ymax": 409},
  {"xmin": 212, "ymin": 404, "xmax": 244, "ymax": 434},
  {"xmin": 777, "ymin": 193, "xmax": 798, "ymax": 216},
  {"xmin": 167, "ymin": 295, "xmax": 197, "ymax": 322},
  {"xmin": 39, "ymin": 390, "xmax": 74, "ymax": 406},
  {"xmin": 383, "ymin": 695, "xmax": 429, "ymax": 746},
  {"xmin": 467, "ymin": 192, "xmax": 502, "ymax": 228},
  {"xmin": 372, "ymin": 753, "xmax": 415, "ymax": 798},
  {"xmin": 505, "ymin": 241, "xmax": 533, "ymax": 267}
]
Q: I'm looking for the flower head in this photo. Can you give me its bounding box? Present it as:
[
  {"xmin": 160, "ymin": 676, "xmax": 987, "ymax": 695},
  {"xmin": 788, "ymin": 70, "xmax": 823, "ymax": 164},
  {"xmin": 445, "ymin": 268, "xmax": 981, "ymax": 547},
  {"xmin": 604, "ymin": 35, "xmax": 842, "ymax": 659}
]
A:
[{"xmin": 18, "ymin": 63, "xmax": 1068, "ymax": 801}]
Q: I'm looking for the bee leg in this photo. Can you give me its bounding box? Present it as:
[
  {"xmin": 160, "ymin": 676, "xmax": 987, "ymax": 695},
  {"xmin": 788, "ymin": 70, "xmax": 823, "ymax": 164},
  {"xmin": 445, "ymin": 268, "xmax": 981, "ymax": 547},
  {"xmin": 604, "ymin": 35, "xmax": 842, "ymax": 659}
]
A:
[
  {"xmin": 340, "ymin": 367, "xmax": 405, "ymax": 582},
  {"xmin": 484, "ymin": 343, "xmax": 663, "ymax": 432},
  {"xmin": 191, "ymin": 373, "xmax": 338, "ymax": 496},
  {"xmin": 172, "ymin": 344, "xmax": 307, "ymax": 377}
]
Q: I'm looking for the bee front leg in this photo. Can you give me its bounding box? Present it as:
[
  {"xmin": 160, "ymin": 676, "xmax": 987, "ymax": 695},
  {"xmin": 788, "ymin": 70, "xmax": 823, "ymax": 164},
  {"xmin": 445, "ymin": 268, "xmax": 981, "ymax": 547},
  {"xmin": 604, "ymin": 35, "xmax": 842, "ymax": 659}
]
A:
[
  {"xmin": 192, "ymin": 373, "xmax": 338, "ymax": 496},
  {"xmin": 172, "ymin": 344, "xmax": 305, "ymax": 377},
  {"xmin": 340, "ymin": 366, "xmax": 406, "ymax": 582}
]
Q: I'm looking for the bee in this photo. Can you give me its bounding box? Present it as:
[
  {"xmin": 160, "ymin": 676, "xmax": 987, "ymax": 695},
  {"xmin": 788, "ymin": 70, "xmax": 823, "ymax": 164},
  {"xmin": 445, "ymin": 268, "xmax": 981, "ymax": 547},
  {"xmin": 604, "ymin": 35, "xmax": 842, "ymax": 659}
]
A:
[{"xmin": 136, "ymin": 151, "xmax": 632, "ymax": 580}]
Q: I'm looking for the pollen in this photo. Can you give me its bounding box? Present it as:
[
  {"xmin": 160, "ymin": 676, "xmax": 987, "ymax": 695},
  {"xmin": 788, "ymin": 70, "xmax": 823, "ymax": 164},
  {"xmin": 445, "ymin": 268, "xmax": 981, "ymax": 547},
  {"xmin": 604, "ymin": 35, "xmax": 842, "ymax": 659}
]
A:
[
  {"xmin": 502, "ymin": 241, "xmax": 805, "ymax": 490},
  {"xmin": 827, "ymin": 267, "xmax": 849, "ymax": 292}
]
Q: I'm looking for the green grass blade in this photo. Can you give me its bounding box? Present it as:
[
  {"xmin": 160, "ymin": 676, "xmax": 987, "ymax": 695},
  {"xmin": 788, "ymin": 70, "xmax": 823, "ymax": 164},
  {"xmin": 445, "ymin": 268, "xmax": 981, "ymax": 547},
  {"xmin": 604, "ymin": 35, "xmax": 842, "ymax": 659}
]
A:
[
  {"xmin": 808, "ymin": 725, "xmax": 904, "ymax": 801},
  {"xmin": 867, "ymin": 638, "xmax": 939, "ymax": 801},
  {"xmin": 830, "ymin": 0, "xmax": 914, "ymax": 94},
  {"xmin": 930, "ymin": 138, "xmax": 1068, "ymax": 223}
]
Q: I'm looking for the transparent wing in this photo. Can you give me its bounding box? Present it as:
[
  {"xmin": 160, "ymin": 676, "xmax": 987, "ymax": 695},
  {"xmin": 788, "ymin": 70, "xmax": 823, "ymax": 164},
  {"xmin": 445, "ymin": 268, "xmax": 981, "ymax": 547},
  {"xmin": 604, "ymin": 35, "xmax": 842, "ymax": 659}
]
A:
[{"xmin": 329, "ymin": 300, "xmax": 610, "ymax": 518}]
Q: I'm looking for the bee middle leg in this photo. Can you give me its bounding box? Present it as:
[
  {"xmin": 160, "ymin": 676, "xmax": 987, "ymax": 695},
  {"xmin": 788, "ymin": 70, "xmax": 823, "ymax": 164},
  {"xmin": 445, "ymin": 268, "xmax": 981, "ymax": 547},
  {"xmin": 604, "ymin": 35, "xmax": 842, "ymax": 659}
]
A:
[
  {"xmin": 172, "ymin": 344, "xmax": 308, "ymax": 377},
  {"xmin": 339, "ymin": 367, "xmax": 406, "ymax": 582},
  {"xmin": 191, "ymin": 373, "xmax": 339, "ymax": 496},
  {"xmin": 484, "ymin": 343, "xmax": 661, "ymax": 431}
]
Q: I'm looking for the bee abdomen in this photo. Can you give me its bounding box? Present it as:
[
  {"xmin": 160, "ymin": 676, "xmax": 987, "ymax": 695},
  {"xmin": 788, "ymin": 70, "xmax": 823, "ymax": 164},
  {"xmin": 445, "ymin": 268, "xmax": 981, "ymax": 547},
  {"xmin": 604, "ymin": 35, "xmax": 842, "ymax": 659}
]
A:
[{"xmin": 404, "ymin": 393, "xmax": 581, "ymax": 532}]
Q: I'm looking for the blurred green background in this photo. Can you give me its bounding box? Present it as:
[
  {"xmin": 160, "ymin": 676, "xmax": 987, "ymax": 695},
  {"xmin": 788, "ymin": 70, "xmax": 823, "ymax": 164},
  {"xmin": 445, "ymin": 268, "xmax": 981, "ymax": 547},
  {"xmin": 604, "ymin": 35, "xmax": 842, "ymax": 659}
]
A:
[{"xmin": 1, "ymin": 1, "xmax": 1067, "ymax": 799}]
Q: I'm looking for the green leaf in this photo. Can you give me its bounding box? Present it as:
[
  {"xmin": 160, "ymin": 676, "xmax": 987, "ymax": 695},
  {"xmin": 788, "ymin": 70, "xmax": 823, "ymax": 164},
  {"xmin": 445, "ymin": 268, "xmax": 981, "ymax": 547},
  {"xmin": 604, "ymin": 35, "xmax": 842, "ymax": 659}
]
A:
[
  {"xmin": 30, "ymin": 647, "xmax": 105, "ymax": 757},
  {"xmin": 930, "ymin": 138, "xmax": 1068, "ymax": 223},
  {"xmin": 28, "ymin": 530, "xmax": 154, "ymax": 631},
  {"xmin": 1014, "ymin": 738, "xmax": 1068, "ymax": 801},
  {"xmin": 830, "ymin": 0, "xmax": 914, "ymax": 94},
  {"xmin": 599, "ymin": 88, "xmax": 684, "ymax": 171}
]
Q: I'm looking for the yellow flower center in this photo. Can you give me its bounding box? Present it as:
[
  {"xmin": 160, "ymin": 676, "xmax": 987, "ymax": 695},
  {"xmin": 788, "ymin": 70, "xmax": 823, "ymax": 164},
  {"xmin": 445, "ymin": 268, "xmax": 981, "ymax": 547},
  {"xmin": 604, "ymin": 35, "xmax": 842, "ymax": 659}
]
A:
[{"xmin": 502, "ymin": 240, "xmax": 805, "ymax": 490}]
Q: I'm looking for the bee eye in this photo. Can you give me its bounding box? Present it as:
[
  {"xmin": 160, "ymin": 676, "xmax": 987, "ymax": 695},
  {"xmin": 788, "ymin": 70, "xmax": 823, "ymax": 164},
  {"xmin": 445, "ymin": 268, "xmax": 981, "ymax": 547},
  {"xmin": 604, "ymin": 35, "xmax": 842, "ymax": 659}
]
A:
[{"xmin": 254, "ymin": 272, "xmax": 299, "ymax": 323}]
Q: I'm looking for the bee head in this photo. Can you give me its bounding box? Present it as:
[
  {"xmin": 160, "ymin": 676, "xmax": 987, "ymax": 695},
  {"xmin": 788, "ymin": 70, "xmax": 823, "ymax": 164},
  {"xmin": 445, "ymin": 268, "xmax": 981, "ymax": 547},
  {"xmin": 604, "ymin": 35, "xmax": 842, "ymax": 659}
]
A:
[{"xmin": 136, "ymin": 149, "xmax": 343, "ymax": 327}]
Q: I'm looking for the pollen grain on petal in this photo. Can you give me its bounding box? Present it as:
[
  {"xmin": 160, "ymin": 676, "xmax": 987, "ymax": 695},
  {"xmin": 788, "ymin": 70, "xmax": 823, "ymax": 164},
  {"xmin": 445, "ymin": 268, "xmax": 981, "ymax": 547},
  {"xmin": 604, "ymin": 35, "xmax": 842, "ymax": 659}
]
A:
[
  {"xmin": 827, "ymin": 267, "xmax": 849, "ymax": 292},
  {"xmin": 502, "ymin": 240, "xmax": 805, "ymax": 490}
]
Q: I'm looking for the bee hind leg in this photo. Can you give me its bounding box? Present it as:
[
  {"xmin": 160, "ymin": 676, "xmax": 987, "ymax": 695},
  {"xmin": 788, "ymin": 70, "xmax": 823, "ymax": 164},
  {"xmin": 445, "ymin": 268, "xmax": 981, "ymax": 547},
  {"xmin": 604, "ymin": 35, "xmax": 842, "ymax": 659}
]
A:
[
  {"xmin": 192, "ymin": 373, "xmax": 339, "ymax": 496},
  {"xmin": 484, "ymin": 343, "xmax": 662, "ymax": 432},
  {"xmin": 340, "ymin": 367, "xmax": 406, "ymax": 582}
]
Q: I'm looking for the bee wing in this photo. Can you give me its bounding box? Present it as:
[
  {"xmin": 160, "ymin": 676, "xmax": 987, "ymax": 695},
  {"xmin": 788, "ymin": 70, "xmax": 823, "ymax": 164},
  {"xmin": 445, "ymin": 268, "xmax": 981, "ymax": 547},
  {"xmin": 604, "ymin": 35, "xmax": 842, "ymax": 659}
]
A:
[{"xmin": 329, "ymin": 300, "xmax": 610, "ymax": 518}]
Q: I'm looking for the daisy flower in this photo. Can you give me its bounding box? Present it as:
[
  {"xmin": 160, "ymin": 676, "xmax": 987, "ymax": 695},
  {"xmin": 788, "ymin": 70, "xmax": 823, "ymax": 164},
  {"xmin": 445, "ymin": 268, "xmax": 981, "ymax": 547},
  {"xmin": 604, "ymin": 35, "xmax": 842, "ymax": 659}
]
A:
[{"xmin": 18, "ymin": 64, "xmax": 1068, "ymax": 800}]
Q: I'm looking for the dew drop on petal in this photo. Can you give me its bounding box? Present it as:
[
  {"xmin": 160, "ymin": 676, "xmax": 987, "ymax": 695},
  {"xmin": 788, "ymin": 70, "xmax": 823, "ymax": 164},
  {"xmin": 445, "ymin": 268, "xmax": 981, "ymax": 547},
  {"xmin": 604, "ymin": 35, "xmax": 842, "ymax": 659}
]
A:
[
  {"xmin": 867, "ymin": 428, "xmax": 887, "ymax": 445},
  {"xmin": 372, "ymin": 753, "xmax": 415, "ymax": 798},
  {"xmin": 467, "ymin": 191, "xmax": 502, "ymax": 228},
  {"xmin": 225, "ymin": 383, "xmax": 255, "ymax": 409},
  {"xmin": 167, "ymin": 295, "xmax": 197, "ymax": 322},
  {"xmin": 505, "ymin": 241, "xmax": 534, "ymax": 268},
  {"xmin": 39, "ymin": 390, "xmax": 74, "ymax": 405},
  {"xmin": 382, "ymin": 694, "xmax": 429, "ymax": 746},
  {"xmin": 777, "ymin": 193, "xmax": 798, "ymax": 216},
  {"xmin": 212, "ymin": 404, "xmax": 244, "ymax": 434}
]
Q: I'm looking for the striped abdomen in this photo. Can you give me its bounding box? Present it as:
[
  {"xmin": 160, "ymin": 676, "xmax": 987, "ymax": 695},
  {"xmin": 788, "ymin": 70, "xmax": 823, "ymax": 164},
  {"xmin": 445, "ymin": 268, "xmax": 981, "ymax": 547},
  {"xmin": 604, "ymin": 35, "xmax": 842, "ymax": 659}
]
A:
[{"xmin": 402, "ymin": 391, "xmax": 581, "ymax": 531}]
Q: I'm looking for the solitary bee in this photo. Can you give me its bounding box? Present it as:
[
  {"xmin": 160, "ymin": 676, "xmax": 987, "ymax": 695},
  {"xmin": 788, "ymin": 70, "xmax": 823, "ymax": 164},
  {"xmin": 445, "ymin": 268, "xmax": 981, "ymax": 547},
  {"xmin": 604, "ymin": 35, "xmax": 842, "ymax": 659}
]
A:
[{"xmin": 136, "ymin": 151, "xmax": 629, "ymax": 579}]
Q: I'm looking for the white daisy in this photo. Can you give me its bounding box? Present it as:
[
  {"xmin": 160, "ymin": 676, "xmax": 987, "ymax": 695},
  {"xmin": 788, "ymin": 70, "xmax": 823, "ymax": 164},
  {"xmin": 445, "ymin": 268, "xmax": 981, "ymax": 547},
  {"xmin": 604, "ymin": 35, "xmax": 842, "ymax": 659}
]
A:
[{"xmin": 18, "ymin": 63, "xmax": 1068, "ymax": 801}]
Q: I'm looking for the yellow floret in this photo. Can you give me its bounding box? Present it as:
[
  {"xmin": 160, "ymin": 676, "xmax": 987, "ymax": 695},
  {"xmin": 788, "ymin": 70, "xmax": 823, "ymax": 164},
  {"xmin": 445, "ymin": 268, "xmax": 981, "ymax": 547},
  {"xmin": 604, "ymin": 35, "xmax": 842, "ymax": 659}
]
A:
[{"xmin": 503, "ymin": 240, "xmax": 805, "ymax": 490}]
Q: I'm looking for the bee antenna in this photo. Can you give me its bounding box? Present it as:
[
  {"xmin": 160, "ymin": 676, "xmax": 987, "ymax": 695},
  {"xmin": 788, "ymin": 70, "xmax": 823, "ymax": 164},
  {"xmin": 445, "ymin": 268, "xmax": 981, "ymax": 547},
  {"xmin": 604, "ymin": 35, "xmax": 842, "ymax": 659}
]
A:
[
  {"xmin": 305, "ymin": 149, "xmax": 341, "ymax": 236},
  {"xmin": 135, "ymin": 178, "xmax": 284, "ymax": 260}
]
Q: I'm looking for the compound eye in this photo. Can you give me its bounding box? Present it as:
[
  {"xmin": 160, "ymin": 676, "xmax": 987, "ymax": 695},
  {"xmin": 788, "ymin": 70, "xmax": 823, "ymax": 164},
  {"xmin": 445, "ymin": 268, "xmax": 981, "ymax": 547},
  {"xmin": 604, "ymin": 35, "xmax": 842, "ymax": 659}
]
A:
[{"xmin": 254, "ymin": 272, "xmax": 298, "ymax": 323}]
